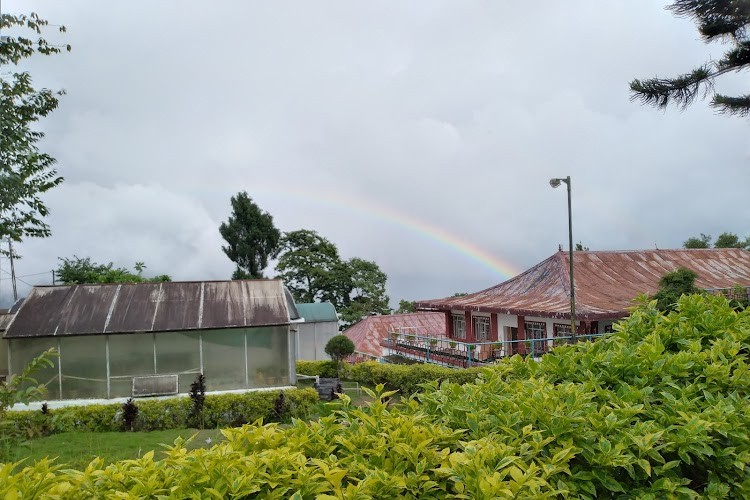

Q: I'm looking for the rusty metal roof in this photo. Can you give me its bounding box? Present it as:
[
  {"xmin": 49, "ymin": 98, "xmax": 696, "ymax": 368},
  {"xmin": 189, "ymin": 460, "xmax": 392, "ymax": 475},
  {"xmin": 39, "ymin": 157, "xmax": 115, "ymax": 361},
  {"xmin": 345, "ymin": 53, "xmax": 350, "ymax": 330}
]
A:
[
  {"xmin": 4, "ymin": 280, "xmax": 295, "ymax": 338},
  {"xmin": 416, "ymin": 248, "xmax": 750, "ymax": 320},
  {"xmin": 343, "ymin": 312, "xmax": 446, "ymax": 358}
]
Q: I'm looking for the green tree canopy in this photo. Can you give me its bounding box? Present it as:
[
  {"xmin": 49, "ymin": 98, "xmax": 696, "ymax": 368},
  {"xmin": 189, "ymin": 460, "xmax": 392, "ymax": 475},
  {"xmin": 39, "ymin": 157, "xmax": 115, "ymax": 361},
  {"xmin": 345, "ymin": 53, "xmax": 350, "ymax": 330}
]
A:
[
  {"xmin": 714, "ymin": 231, "xmax": 748, "ymax": 248},
  {"xmin": 683, "ymin": 231, "xmax": 749, "ymax": 249},
  {"xmin": 683, "ymin": 233, "xmax": 712, "ymax": 248},
  {"xmin": 0, "ymin": 13, "xmax": 69, "ymax": 256},
  {"xmin": 56, "ymin": 256, "xmax": 171, "ymax": 284},
  {"xmin": 394, "ymin": 300, "xmax": 416, "ymax": 314},
  {"xmin": 275, "ymin": 229, "xmax": 390, "ymax": 326},
  {"xmin": 652, "ymin": 267, "xmax": 701, "ymax": 312},
  {"xmin": 276, "ymin": 230, "xmax": 345, "ymax": 305},
  {"xmin": 630, "ymin": 1, "xmax": 750, "ymax": 117},
  {"xmin": 338, "ymin": 257, "xmax": 390, "ymax": 328},
  {"xmin": 324, "ymin": 334, "xmax": 355, "ymax": 378},
  {"xmin": 219, "ymin": 192, "xmax": 280, "ymax": 279}
]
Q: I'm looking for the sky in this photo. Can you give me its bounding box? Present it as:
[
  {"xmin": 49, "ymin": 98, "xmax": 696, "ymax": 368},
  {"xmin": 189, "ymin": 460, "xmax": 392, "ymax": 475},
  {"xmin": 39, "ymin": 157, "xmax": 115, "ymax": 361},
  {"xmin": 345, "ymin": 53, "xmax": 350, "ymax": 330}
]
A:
[{"xmin": 1, "ymin": 1, "xmax": 749, "ymax": 308}]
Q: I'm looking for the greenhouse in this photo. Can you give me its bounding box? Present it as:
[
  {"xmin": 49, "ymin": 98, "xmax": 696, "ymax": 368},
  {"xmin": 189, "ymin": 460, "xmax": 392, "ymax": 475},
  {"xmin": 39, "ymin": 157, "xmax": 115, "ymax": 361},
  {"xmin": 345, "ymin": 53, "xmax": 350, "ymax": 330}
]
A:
[{"xmin": 0, "ymin": 280, "xmax": 299, "ymax": 400}]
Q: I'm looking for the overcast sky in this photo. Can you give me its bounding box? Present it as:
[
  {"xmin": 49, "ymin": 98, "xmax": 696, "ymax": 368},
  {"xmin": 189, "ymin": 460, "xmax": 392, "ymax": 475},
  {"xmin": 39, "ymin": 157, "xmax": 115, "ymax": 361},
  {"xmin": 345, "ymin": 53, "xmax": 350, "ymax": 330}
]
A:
[{"xmin": 2, "ymin": 1, "xmax": 749, "ymax": 308}]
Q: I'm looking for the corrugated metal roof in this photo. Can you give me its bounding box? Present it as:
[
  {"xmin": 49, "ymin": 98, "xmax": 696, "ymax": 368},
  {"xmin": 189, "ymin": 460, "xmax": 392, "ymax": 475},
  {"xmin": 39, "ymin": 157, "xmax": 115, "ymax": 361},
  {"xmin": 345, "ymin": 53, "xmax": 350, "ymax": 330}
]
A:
[
  {"xmin": 416, "ymin": 248, "xmax": 750, "ymax": 320},
  {"xmin": 343, "ymin": 312, "xmax": 446, "ymax": 359},
  {"xmin": 295, "ymin": 302, "xmax": 338, "ymax": 323},
  {"xmin": 4, "ymin": 280, "xmax": 293, "ymax": 338},
  {"xmin": 0, "ymin": 313, "xmax": 15, "ymax": 332}
]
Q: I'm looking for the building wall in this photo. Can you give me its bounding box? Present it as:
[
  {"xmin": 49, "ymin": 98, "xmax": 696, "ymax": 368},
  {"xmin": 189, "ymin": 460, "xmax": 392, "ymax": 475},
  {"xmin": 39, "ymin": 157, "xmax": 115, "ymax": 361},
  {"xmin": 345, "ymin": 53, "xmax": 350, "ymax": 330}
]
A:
[
  {"xmin": 295, "ymin": 321, "xmax": 339, "ymax": 361},
  {"xmin": 6, "ymin": 325, "xmax": 293, "ymax": 401}
]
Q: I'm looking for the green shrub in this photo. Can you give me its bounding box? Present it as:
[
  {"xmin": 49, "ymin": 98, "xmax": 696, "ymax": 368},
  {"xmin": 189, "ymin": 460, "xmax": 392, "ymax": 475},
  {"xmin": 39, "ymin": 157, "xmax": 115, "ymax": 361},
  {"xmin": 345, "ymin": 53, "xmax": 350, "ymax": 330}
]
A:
[
  {"xmin": 3, "ymin": 295, "xmax": 750, "ymax": 497},
  {"xmin": 4, "ymin": 388, "xmax": 318, "ymax": 435},
  {"xmin": 346, "ymin": 360, "xmax": 484, "ymax": 395},
  {"xmin": 296, "ymin": 360, "xmax": 338, "ymax": 378}
]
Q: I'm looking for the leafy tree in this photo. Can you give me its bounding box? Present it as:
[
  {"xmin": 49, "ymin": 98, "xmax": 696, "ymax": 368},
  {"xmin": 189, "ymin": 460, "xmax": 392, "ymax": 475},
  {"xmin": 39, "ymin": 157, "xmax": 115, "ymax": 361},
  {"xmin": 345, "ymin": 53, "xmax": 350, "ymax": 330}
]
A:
[
  {"xmin": 276, "ymin": 229, "xmax": 390, "ymax": 326},
  {"xmin": 0, "ymin": 13, "xmax": 69, "ymax": 256},
  {"xmin": 630, "ymin": 1, "xmax": 750, "ymax": 117},
  {"xmin": 683, "ymin": 231, "xmax": 749, "ymax": 249},
  {"xmin": 219, "ymin": 192, "xmax": 280, "ymax": 279},
  {"xmin": 395, "ymin": 300, "xmax": 416, "ymax": 314},
  {"xmin": 683, "ymin": 233, "xmax": 712, "ymax": 248},
  {"xmin": 56, "ymin": 256, "xmax": 171, "ymax": 284},
  {"xmin": 276, "ymin": 230, "xmax": 346, "ymax": 305},
  {"xmin": 324, "ymin": 334, "xmax": 355, "ymax": 378},
  {"xmin": 652, "ymin": 267, "xmax": 701, "ymax": 312},
  {"xmin": 575, "ymin": 242, "xmax": 589, "ymax": 251},
  {"xmin": 339, "ymin": 257, "xmax": 390, "ymax": 327},
  {"xmin": 714, "ymin": 231, "xmax": 749, "ymax": 248}
]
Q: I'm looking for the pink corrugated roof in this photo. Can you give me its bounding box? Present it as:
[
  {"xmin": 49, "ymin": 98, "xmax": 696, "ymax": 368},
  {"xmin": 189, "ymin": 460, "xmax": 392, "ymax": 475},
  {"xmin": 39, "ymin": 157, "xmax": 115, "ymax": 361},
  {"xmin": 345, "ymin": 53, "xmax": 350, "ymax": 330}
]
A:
[
  {"xmin": 416, "ymin": 249, "xmax": 750, "ymax": 320},
  {"xmin": 343, "ymin": 312, "xmax": 446, "ymax": 358}
]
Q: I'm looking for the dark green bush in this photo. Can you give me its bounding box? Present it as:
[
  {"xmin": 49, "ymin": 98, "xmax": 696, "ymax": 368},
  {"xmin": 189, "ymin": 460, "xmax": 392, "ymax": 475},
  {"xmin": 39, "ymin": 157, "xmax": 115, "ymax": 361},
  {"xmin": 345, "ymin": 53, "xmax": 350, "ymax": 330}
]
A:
[
  {"xmin": 4, "ymin": 388, "xmax": 318, "ymax": 435},
  {"xmin": 295, "ymin": 360, "xmax": 338, "ymax": 378}
]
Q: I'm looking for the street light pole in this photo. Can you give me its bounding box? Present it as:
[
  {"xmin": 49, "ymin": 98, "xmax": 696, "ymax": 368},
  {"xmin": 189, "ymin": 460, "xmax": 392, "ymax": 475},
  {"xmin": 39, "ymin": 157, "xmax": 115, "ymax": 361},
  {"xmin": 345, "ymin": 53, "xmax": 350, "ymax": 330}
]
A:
[{"xmin": 549, "ymin": 176, "xmax": 576, "ymax": 341}]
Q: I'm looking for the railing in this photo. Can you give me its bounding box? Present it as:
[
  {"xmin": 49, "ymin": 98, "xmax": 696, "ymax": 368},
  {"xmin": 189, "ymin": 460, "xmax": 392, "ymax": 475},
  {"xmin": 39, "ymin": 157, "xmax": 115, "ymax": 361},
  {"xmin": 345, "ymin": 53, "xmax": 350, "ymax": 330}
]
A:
[{"xmin": 381, "ymin": 332, "xmax": 606, "ymax": 368}]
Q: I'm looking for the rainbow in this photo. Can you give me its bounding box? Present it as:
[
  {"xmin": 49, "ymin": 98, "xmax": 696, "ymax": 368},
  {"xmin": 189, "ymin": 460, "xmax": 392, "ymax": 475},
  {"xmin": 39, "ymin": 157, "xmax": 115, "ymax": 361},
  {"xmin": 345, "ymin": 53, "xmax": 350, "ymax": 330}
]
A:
[{"xmin": 251, "ymin": 185, "xmax": 522, "ymax": 280}]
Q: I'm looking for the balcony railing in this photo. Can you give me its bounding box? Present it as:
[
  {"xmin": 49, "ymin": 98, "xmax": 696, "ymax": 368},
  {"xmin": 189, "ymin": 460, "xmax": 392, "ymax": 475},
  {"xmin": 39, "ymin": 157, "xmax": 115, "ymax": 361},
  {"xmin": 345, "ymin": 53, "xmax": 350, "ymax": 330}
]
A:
[{"xmin": 381, "ymin": 331, "xmax": 606, "ymax": 368}]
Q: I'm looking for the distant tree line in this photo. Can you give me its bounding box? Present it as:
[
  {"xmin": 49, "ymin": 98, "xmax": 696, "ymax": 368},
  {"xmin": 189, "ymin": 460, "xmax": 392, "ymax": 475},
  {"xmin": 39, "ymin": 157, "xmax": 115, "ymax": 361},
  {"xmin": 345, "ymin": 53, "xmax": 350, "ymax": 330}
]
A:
[
  {"xmin": 683, "ymin": 232, "xmax": 750, "ymax": 250},
  {"xmin": 56, "ymin": 257, "xmax": 171, "ymax": 284}
]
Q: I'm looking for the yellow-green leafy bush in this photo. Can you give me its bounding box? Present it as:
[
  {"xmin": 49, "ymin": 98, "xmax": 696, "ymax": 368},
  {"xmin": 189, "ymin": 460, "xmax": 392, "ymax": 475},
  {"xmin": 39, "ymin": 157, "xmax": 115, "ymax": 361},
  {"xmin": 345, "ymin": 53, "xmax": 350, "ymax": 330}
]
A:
[
  {"xmin": 3, "ymin": 294, "xmax": 750, "ymax": 497},
  {"xmin": 4, "ymin": 388, "xmax": 318, "ymax": 434}
]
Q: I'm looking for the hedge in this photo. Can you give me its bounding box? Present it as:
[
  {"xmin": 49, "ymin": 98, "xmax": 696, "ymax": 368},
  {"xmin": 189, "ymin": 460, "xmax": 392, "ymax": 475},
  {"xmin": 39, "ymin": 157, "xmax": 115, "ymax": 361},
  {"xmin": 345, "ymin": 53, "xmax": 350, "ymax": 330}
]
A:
[
  {"xmin": 295, "ymin": 360, "xmax": 338, "ymax": 378},
  {"xmin": 5, "ymin": 388, "xmax": 318, "ymax": 434},
  {"xmin": 345, "ymin": 361, "xmax": 485, "ymax": 395},
  {"xmin": 3, "ymin": 294, "xmax": 750, "ymax": 497},
  {"xmin": 298, "ymin": 359, "xmax": 484, "ymax": 396}
]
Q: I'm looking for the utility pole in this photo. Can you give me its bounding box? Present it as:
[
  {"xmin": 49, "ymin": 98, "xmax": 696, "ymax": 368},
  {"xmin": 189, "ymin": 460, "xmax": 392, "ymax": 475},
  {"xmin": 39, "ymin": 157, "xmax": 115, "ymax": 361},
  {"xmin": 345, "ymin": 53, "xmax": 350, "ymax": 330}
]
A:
[{"xmin": 8, "ymin": 240, "xmax": 17, "ymax": 302}]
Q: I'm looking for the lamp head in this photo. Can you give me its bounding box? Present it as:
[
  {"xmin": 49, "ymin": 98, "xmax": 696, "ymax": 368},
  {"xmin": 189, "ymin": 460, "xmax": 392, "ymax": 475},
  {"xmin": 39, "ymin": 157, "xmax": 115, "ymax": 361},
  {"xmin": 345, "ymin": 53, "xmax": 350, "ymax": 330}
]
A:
[{"xmin": 549, "ymin": 178, "xmax": 562, "ymax": 188}]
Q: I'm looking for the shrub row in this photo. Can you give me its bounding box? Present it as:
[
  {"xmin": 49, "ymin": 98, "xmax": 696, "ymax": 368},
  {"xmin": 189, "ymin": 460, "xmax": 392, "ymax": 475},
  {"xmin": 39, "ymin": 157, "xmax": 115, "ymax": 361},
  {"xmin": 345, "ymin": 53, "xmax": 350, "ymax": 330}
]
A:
[
  {"xmin": 345, "ymin": 360, "xmax": 485, "ymax": 395},
  {"xmin": 5, "ymin": 388, "xmax": 318, "ymax": 434},
  {"xmin": 295, "ymin": 360, "xmax": 338, "ymax": 378},
  {"xmin": 3, "ymin": 294, "xmax": 750, "ymax": 497},
  {"xmin": 297, "ymin": 358, "xmax": 485, "ymax": 395}
]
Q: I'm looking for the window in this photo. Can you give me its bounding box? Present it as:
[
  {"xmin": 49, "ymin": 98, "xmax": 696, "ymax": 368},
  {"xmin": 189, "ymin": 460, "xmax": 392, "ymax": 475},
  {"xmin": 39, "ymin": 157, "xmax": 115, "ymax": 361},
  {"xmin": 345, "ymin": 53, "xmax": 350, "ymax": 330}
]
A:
[
  {"xmin": 553, "ymin": 323, "xmax": 572, "ymax": 337},
  {"xmin": 474, "ymin": 316, "xmax": 490, "ymax": 342},
  {"xmin": 604, "ymin": 324, "xmax": 614, "ymax": 333},
  {"xmin": 524, "ymin": 321, "xmax": 547, "ymax": 355},
  {"xmin": 452, "ymin": 314, "xmax": 466, "ymax": 339}
]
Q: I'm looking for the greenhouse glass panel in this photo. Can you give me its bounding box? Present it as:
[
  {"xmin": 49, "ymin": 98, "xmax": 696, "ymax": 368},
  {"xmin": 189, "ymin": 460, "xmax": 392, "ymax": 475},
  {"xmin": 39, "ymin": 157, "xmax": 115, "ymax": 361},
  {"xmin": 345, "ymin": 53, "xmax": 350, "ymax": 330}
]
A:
[
  {"xmin": 108, "ymin": 333, "xmax": 156, "ymax": 398},
  {"xmin": 0, "ymin": 337, "xmax": 8, "ymax": 378},
  {"xmin": 247, "ymin": 326, "xmax": 289, "ymax": 388},
  {"xmin": 60, "ymin": 336, "xmax": 106, "ymax": 399},
  {"xmin": 202, "ymin": 328, "xmax": 246, "ymax": 391},
  {"xmin": 9, "ymin": 338, "xmax": 59, "ymax": 400},
  {"xmin": 155, "ymin": 331, "xmax": 200, "ymax": 393}
]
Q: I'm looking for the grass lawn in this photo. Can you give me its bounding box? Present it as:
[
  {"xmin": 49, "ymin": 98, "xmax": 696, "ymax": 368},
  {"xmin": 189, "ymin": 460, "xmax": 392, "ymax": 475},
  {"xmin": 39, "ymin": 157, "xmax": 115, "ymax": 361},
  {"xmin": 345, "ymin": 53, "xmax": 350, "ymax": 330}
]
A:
[
  {"xmin": 8, "ymin": 387, "xmax": 374, "ymax": 470},
  {"xmin": 10, "ymin": 428, "xmax": 224, "ymax": 469}
]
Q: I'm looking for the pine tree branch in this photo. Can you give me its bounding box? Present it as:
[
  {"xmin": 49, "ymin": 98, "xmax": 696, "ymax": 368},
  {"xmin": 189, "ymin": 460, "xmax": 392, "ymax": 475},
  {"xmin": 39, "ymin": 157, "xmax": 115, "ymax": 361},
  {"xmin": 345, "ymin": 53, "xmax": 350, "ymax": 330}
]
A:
[
  {"xmin": 716, "ymin": 40, "xmax": 750, "ymax": 69},
  {"xmin": 711, "ymin": 93, "xmax": 750, "ymax": 116},
  {"xmin": 629, "ymin": 65, "xmax": 714, "ymax": 109}
]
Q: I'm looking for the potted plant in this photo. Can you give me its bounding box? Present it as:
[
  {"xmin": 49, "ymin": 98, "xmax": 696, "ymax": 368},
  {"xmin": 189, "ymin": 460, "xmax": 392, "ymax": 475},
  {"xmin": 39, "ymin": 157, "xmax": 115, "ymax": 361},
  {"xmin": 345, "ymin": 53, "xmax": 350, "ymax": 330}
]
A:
[
  {"xmin": 448, "ymin": 341, "xmax": 457, "ymax": 351},
  {"xmin": 429, "ymin": 338, "xmax": 438, "ymax": 348},
  {"xmin": 493, "ymin": 342, "xmax": 503, "ymax": 357}
]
